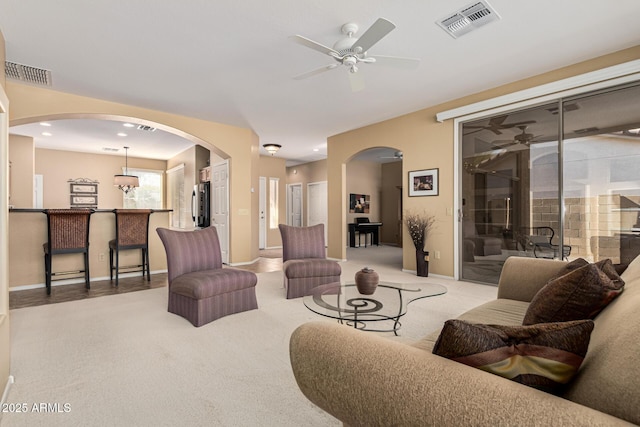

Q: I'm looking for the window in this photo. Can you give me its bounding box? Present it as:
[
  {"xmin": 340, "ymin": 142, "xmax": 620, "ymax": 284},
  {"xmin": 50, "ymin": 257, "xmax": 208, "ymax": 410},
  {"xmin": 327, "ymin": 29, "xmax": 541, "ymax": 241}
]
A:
[
  {"xmin": 123, "ymin": 168, "xmax": 163, "ymax": 209},
  {"xmin": 269, "ymin": 177, "xmax": 279, "ymax": 228}
]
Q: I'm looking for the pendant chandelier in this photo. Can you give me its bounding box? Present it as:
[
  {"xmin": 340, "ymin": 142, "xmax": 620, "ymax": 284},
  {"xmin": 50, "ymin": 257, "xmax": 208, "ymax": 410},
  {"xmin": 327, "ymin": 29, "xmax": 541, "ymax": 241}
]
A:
[{"xmin": 114, "ymin": 146, "xmax": 139, "ymax": 194}]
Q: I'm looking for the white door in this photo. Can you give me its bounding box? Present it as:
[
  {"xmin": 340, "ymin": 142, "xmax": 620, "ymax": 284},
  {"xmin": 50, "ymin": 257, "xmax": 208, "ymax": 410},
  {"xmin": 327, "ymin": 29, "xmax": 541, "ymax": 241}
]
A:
[
  {"xmin": 211, "ymin": 160, "xmax": 229, "ymax": 264},
  {"xmin": 307, "ymin": 181, "xmax": 328, "ymax": 243},
  {"xmin": 288, "ymin": 183, "xmax": 302, "ymax": 226},
  {"xmin": 259, "ymin": 177, "xmax": 267, "ymax": 249}
]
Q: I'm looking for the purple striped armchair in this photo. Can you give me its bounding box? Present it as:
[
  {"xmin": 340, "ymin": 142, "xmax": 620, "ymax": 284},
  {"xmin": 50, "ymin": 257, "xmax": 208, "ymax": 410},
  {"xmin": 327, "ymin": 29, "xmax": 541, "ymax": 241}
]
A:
[
  {"xmin": 157, "ymin": 227, "xmax": 258, "ymax": 327},
  {"xmin": 279, "ymin": 224, "xmax": 341, "ymax": 299}
]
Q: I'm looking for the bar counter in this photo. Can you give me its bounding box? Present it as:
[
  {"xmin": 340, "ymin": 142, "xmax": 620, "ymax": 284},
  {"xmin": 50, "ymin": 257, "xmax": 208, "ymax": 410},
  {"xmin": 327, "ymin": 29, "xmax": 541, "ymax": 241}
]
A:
[{"xmin": 8, "ymin": 208, "xmax": 172, "ymax": 290}]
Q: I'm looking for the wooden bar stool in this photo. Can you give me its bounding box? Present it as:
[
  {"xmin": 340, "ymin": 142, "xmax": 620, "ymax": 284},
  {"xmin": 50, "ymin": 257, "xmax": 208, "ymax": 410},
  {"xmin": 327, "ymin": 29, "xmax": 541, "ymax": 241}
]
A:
[
  {"xmin": 43, "ymin": 209, "xmax": 93, "ymax": 295},
  {"xmin": 109, "ymin": 209, "xmax": 152, "ymax": 286}
]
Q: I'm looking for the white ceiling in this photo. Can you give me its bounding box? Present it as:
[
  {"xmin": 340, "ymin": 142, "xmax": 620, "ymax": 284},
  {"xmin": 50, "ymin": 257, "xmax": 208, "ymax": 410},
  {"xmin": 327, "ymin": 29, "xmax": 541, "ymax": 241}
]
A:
[{"xmin": 1, "ymin": 1, "xmax": 639, "ymax": 164}]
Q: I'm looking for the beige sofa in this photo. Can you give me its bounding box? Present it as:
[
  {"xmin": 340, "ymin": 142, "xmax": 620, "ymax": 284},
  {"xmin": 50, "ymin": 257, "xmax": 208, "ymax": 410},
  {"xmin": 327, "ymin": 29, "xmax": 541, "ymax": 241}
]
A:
[{"xmin": 289, "ymin": 256, "xmax": 640, "ymax": 426}]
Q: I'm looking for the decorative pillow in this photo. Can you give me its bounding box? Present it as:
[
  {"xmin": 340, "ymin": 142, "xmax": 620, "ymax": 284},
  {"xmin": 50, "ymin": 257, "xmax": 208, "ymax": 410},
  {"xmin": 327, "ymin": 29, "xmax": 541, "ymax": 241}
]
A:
[
  {"xmin": 432, "ymin": 319, "xmax": 594, "ymax": 393},
  {"xmin": 594, "ymin": 258, "xmax": 625, "ymax": 287},
  {"xmin": 523, "ymin": 262, "xmax": 624, "ymax": 325}
]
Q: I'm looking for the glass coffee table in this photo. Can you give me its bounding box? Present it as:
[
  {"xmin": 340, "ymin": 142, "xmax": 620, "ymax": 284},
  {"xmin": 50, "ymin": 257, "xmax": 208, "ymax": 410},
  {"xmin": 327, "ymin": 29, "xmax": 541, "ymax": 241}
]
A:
[{"xmin": 303, "ymin": 281, "xmax": 447, "ymax": 335}]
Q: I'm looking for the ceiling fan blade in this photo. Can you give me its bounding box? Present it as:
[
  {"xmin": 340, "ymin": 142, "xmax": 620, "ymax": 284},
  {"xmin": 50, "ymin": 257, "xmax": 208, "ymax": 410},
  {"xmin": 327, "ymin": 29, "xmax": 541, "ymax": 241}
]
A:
[
  {"xmin": 293, "ymin": 64, "xmax": 338, "ymax": 80},
  {"xmin": 353, "ymin": 18, "xmax": 396, "ymax": 53},
  {"xmin": 348, "ymin": 71, "xmax": 365, "ymax": 92},
  {"xmin": 370, "ymin": 55, "xmax": 420, "ymax": 69},
  {"xmin": 289, "ymin": 35, "xmax": 339, "ymax": 57},
  {"xmin": 489, "ymin": 115, "xmax": 509, "ymax": 126}
]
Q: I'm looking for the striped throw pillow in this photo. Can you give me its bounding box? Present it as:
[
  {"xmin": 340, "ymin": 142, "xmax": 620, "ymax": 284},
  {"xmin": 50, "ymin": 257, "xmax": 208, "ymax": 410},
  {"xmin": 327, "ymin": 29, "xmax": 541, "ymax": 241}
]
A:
[{"xmin": 432, "ymin": 319, "xmax": 594, "ymax": 393}]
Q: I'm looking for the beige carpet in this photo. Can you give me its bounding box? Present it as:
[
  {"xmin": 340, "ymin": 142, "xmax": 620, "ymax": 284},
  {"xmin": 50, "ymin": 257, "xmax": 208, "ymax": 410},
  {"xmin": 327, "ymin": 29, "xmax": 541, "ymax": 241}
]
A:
[{"xmin": 2, "ymin": 246, "xmax": 497, "ymax": 426}]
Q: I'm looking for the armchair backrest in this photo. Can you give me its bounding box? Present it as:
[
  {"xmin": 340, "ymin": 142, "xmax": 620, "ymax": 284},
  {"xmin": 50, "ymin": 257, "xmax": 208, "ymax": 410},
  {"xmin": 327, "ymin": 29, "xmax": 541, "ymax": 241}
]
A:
[
  {"xmin": 156, "ymin": 226, "xmax": 223, "ymax": 283},
  {"xmin": 279, "ymin": 224, "xmax": 326, "ymax": 262}
]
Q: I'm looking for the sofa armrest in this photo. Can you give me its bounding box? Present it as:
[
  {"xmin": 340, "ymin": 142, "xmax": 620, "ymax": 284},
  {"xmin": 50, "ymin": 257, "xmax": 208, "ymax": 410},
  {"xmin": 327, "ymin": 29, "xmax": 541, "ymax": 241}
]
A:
[
  {"xmin": 290, "ymin": 322, "xmax": 629, "ymax": 427},
  {"xmin": 496, "ymin": 256, "xmax": 567, "ymax": 302}
]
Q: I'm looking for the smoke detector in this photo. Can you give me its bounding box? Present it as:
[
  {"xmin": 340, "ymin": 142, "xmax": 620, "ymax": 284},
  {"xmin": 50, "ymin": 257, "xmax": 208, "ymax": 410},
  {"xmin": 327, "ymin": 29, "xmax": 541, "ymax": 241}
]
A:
[{"xmin": 437, "ymin": 1, "xmax": 501, "ymax": 39}]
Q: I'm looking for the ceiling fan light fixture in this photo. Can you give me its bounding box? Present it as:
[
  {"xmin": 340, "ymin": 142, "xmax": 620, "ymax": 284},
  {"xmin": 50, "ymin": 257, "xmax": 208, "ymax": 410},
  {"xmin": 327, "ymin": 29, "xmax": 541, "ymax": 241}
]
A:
[{"xmin": 263, "ymin": 143, "xmax": 282, "ymax": 156}]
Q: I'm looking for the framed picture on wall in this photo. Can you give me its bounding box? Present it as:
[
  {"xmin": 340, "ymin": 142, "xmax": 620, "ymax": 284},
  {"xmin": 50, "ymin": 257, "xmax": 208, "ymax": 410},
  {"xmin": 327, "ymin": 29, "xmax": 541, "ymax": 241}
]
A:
[
  {"xmin": 349, "ymin": 193, "xmax": 370, "ymax": 213},
  {"xmin": 409, "ymin": 168, "xmax": 438, "ymax": 197}
]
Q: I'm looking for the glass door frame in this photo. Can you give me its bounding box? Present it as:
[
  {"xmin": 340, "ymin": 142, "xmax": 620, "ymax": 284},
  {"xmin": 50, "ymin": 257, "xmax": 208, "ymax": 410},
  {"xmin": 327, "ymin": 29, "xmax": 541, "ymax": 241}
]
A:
[{"xmin": 451, "ymin": 69, "xmax": 640, "ymax": 280}]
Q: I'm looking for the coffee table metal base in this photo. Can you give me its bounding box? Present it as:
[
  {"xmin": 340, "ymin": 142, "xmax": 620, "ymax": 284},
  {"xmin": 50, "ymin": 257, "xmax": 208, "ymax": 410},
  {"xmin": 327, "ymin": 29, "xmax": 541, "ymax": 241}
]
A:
[{"xmin": 304, "ymin": 282, "xmax": 447, "ymax": 336}]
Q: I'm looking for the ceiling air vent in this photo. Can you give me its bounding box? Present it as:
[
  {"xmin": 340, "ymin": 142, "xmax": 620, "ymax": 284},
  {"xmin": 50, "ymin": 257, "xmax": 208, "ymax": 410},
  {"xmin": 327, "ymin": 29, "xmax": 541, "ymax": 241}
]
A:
[
  {"xmin": 137, "ymin": 125, "xmax": 157, "ymax": 132},
  {"xmin": 5, "ymin": 61, "xmax": 52, "ymax": 86},
  {"xmin": 437, "ymin": 1, "xmax": 501, "ymax": 39},
  {"xmin": 102, "ymin": 147, "xmax": 120, "ymax": 153}
]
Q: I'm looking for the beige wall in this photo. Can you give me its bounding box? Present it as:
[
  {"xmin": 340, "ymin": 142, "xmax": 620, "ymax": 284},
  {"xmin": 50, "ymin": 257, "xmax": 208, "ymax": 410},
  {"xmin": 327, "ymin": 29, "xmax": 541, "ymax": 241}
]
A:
[
  {"xmin": 8, "ymin": 134, "xmax": 34, "ymax": 208},
  {"xmin": 259, "ymin": 155, "xmax": 287, "ymax": 247},
  {"xmin": 327, "ymin": 45, "xmax": 640, "ymax": 275},
  {"xmin": 35, "ymin": 148, "xmax": 166, "ymax": 208},
  {"xmin": 346, "ymin": 160, "xmax": 382, "ymax": 224},
  {"xmin": 6, "ymin": 82, "xmax": 260, "ymax": 264}
]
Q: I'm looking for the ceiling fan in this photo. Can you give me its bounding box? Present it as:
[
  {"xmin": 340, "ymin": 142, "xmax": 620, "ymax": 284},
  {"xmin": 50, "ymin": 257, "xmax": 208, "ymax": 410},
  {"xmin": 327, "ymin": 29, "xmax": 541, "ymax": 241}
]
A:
[
  {"xmin": 379, "ymin": 150, "xmax": 403, "ymax": 160},
  {"xmin": 464, "ymin": 115, "xmax": 537, "ymax": 136},
  {"xmin": 290, "ymin": 18, "xmax": 420, "ymax": 92},
  {"xmin": 492, "ymin": 125, "xmax": 542, "ymax": 148}
]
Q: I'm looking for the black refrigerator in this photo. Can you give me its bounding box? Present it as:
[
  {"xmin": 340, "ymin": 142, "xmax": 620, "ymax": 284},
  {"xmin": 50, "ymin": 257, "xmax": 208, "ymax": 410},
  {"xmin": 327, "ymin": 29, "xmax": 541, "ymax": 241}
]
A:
[{"xmin": 192, "ymin": 182, "xmax": 210, "ymax": 228}]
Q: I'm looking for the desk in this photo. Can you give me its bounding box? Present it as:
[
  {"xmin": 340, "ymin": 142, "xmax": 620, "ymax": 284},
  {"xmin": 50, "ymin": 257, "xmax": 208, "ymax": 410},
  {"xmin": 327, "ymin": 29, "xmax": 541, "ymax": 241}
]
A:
[{"xmin": 348, "ymin": 222, "xmax": 382, "ymax": 247}]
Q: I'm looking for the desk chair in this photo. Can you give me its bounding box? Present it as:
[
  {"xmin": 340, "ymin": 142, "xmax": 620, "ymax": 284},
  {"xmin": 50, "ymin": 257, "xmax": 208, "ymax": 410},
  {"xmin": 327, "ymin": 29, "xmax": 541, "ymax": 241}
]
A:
[
  {"xmin": 109, "ymin": 209, "xmax": 152, "ymax": 286},
  {"xmin": 43, "ymin": 209, "xmax": 93, "ymax": 295}
]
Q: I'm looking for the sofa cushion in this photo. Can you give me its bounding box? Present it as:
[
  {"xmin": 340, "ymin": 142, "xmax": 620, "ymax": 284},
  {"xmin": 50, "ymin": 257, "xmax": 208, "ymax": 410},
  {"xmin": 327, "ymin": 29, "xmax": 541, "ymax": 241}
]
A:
[
  {"xmin": 432, "ymin": 319, "xmax": 594, "ymax": 393},
  {"xmin": 523, "ymin": 262, "xmax": 624, "ymax": 325},
  {"xmin": 283, "ymin": 259, "xmax": 342, "ymax": 279}
]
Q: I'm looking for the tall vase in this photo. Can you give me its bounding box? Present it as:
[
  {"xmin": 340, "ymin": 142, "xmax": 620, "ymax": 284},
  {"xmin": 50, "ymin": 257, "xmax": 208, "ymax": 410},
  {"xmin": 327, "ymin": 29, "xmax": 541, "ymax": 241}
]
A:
[{"xmin": 416, "ymin": 249, "xmax": 429, "ymax": 277}]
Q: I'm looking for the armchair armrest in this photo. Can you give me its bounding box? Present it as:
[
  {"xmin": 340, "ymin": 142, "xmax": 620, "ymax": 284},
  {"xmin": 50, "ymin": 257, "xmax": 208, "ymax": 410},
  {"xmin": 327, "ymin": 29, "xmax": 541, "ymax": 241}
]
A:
[{"xmin": 290, "ymin": 322, "xmax": 626, "ymax": 426}]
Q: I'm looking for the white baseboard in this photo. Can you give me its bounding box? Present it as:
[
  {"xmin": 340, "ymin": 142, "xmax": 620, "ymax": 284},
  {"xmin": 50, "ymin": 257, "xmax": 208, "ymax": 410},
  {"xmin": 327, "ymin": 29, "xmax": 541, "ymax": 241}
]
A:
[
  {"xmin": 1, "ymin": 375, "xmax": 14, "ymax": 407},
  {"xmin": 9, "ymin": 269, "xmax": 169, "ymax": 292},
  {"xmin": 229, "ymin": 258, "xmax": 260, "ymax": 267},
  {"xmin": 401, "ymin": 269, "xmax": 453, "ymax": 280}
]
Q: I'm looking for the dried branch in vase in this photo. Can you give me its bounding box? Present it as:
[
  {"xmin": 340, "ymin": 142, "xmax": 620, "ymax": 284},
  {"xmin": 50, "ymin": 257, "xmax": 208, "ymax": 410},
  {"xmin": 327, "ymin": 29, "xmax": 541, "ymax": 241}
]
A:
[{"xmin": 404, "ymin": 210, "xmax": 436, "ymax": 250}]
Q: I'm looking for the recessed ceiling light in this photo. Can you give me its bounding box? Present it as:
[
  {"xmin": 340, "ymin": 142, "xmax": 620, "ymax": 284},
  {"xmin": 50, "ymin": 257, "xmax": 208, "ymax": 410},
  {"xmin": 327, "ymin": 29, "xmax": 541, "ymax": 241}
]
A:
[
  {"xmin": 313, "ymin": 148, "xmax": 319, "ymax": 152},
  {"xmin": 41, "ymin": 132, "xmax": 52, "ymax": 136},
  {"xmin": 117, "ymin": 132, "xmax": 127, "ymax": 137},
  {"xmin": 39, "ymin": 122, "xmax": 51, "ymax": 127},
  {"xmin": 123, "ymin": 123, "xmax": 135, "ymax": 128}
]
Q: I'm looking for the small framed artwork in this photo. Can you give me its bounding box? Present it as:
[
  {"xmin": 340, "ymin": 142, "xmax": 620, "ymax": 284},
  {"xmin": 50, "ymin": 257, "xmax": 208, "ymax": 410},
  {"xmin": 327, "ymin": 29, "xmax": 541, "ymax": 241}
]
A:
[
  {"xmin": 70, "ymin": 183, "xmax": 97, "ymax": 194},
  {"xmin": 70, "ymin": 195, "xmax": 98, "ymax": 207},
  {"xmin": 409, "ymin": 168, "xmax": 439, "ymax": 197},
  {"xmin": 349, "ymin": 193, "xmax": 370, "ymax": 213}
]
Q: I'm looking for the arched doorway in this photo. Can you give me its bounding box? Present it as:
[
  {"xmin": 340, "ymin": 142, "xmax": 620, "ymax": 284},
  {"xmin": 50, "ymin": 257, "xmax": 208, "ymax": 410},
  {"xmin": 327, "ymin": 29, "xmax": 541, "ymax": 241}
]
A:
[{"xmin": 346, "ymin": 147, "xmax": 403, "ymax": 270}]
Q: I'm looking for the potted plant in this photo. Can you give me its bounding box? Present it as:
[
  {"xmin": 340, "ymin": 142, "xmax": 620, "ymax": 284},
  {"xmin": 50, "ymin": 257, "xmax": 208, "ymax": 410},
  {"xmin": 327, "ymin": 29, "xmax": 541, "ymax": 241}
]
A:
[{"xmin": 404, "ymin": 210, "xmax": 436, "ymax": 276}]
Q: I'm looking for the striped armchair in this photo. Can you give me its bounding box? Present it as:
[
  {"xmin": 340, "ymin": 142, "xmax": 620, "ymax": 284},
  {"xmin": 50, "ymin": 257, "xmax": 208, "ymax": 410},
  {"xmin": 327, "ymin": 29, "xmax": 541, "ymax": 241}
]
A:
[
  {"xmin": 279, "ymin": 224, "xmax": 341, "ymax": 299},
  {"xmin": 156, "ymin": 226, "xmax": 258, "ymax": 327}
]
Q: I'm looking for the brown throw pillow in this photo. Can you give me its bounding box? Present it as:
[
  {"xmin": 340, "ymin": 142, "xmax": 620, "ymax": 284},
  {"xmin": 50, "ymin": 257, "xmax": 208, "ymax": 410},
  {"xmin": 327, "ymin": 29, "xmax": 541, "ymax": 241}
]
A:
[
  {"xmin": 432, "ymin": 319, "xmax": 594, "ymax": 393},
  {"xmin": 523, "ymin": 262, "xmax": 624, "ymax": 325},
  {"xmin": 594, "ymin": 258, "xmax": 625, "ymax": 287}
]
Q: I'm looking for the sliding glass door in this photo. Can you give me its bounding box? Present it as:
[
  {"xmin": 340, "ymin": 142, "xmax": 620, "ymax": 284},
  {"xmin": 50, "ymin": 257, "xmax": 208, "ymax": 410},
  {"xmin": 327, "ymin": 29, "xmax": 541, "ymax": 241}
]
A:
[
  {"xmin": 460, "ymin": 82, "xmax": 640, "ymax": 284},
  {"xmin": 562, "ymin": 83, "xmax": 640, "ymax": 266}
]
